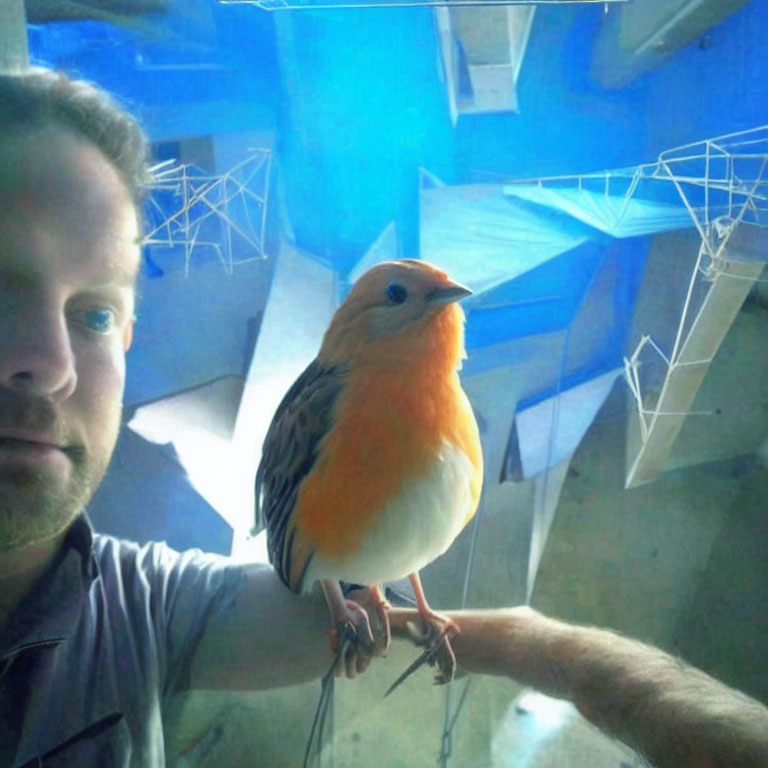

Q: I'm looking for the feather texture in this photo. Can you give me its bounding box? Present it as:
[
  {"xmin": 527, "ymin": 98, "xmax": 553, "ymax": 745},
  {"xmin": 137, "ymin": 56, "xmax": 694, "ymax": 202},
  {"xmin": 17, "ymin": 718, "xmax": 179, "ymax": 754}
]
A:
[
  {"xmin": 254, "ymin": 360, "xmax": 347, "ymax": 591},
  {"xmin": 254, "ymin": 259, "xmax": 483, "ymax": 595}
]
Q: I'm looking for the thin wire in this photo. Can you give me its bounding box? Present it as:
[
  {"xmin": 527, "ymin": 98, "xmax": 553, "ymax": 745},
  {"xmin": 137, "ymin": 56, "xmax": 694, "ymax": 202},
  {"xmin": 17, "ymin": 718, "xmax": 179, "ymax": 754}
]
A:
[
  {"xmin": 437, "ymin": 678, "xmax": 473, "ymax": 765},
  {"xmin": 303, "ymin": 634, "xmax": 352, "ymax": 768},
  {"xmin": 437, "ymin": 499, "xmax": 483, "ymax": 766}
]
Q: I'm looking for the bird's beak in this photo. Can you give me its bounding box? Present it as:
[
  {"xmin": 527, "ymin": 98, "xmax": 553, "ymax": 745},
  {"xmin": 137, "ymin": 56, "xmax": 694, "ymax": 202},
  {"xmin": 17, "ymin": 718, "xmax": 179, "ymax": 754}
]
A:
[{"xmin": 426, "ymin": 281, "xmax": 473, "ymax": 306}]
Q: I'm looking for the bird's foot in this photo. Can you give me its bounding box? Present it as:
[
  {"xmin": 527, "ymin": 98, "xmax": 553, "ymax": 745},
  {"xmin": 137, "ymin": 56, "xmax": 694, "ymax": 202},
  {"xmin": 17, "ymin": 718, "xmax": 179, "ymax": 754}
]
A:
[
  {"xmin": 322, "ymin": 579, "xmax": 383, "ymax": 679},
  {"xmin": 385, "ymin": 612, "xmax": 459, "ymax": 695},
  {"xmin": 327, "ymin": 598, "xmax": 381, "ymax": 680},
  {"xmin": 342, "ymin": 584, "xmax": 391, "ymax": 657},
  {"xmin": 408, "ymin": 611, "xmax": 459, "ymax": 685},
  {"xmin": 418, "ymin": 607, "xmax": 460, "ymax": 640}
]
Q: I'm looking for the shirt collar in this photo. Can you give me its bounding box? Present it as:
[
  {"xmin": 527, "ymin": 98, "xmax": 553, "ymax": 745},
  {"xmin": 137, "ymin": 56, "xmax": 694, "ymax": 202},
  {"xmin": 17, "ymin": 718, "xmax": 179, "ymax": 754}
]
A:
[
  {"xmin": 66, "ymin": 513, "xmax": 98, "ymax": 582},
  {"xmin": 0, "ymin": 515, "xmax": 98, "ymax": 658}
]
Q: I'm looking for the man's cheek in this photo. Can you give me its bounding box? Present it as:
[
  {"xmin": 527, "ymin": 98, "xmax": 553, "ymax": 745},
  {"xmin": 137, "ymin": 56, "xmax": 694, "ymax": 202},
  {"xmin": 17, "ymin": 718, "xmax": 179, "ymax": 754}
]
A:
[{"xmin": 76, "ymin": 346, "xmax": 127, "ymax": 422}]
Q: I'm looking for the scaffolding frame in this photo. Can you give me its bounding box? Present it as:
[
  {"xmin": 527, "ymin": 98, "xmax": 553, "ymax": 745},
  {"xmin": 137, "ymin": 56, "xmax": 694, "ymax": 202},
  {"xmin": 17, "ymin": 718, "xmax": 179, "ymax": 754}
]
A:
[
  {"xmin": 142, "ymin": 148, "xmax": 272, "ymax": 276},
  {"xmin": 507, "ymin": 125, "xmax": 768, "ymax": 487}
]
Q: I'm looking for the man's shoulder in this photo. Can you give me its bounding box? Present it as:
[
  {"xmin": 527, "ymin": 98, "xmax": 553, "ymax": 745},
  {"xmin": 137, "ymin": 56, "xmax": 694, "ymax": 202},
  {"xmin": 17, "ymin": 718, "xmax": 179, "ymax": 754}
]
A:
[
  {"xmin": 91, "ymin": 531, "xmax": 169, "ymax": 575},
  {"xmin": 89, "ymin": 531, "xmax": 241, "ymax": 599}
]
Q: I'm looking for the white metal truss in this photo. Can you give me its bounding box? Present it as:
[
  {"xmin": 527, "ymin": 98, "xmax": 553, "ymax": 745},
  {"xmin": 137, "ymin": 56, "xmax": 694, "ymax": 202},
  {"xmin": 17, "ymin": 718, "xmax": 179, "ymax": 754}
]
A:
[
  {"xmin": 220, "ymin": 0, "xmax": 627, "ymax": 10},
  {"xmin": 655, "ymin": 126, "xmax": 768, "ymax": 261},
  {"xmin": 142, "ymin": 148, "xmax": 272, "ymax": 276},
  {"xmin": 505, "ymin": 125, "xmax": 768, "ymax": 488},
  {"xmin": 505, "ymin": 126, "xmax": 768, "ymax": 234},
  {"xmin": 626, "ymin": 127, "xmax": 768, "ymax": 486}
]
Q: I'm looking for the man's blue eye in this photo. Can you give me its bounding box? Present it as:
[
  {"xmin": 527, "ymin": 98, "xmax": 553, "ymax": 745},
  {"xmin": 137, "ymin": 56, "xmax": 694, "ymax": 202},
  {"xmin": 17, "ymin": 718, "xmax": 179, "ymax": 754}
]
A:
[{"xmin": 80, "ymin": 309, "xmax": 116, "ymax": 334}]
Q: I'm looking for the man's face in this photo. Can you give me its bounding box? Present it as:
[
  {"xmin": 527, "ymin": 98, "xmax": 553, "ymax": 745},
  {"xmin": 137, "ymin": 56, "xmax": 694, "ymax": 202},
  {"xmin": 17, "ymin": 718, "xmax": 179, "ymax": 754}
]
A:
[{"xmin": 0, "ymin": 127, "xmax": 140, "ymax": 551}]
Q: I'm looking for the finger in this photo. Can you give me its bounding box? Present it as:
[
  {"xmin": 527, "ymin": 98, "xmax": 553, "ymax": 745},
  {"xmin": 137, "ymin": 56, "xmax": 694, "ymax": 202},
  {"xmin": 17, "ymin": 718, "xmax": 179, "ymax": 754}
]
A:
[
  {"xmin": 356, "ymin": 647, "xmax": 372, "ymax": 676},
  {"xmin": 335, "ymin": 647, "xmax": 354, "ymax": 678},
  {"xmin": 345, "ymin": 587, "xmax": 391, "ymax": 658},
  {"xmin": 345, "ymin": 600, "xmax": 374, "ymax": 652},
  {"xmin": 366, "ymin": 603, "xmax": 390, "ymax": 657},
  {"xmin": 344, "ymin": 640, "xmax": 360, "ymax": 679}
]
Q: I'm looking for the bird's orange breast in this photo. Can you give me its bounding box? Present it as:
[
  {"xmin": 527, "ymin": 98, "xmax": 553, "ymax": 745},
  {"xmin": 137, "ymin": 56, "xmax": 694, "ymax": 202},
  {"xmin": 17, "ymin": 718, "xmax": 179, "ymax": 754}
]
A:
[{"xmin": 292, "ymin": 308, "xmax": 483, "ymax": 564}]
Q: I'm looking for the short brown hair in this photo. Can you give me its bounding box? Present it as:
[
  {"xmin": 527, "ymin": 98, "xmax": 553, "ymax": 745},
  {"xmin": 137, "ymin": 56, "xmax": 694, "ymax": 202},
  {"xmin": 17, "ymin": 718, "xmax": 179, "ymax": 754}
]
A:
[{"xmin": 0, "ymin": 68, "xmax": 150, "ymax": 207}]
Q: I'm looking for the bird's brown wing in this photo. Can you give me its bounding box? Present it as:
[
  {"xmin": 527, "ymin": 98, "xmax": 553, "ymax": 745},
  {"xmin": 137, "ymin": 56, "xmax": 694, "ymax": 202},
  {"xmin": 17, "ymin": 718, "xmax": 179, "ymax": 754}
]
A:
[{"xmin": 254, "ymin": 359, "xmax": 347, "ymax": 593}]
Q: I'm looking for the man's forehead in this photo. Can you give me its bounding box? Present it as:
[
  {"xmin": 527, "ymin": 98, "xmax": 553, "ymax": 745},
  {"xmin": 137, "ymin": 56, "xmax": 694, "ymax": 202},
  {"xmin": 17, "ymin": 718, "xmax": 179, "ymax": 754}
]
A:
[
  {"xmin": 75, "ymin": 254, "xmax": 141, "ymax": 288},
  {"xmin": 0, "ymin": 208, "xmax": 141, "ymax": 285},
  {"xmin": 5, "ymin": 132, "xmax": 134, "ymax": 206},
  {"xmin": 0, "ymin": 127, "xmax": 141, "ymax": 289},
  {"xmin": 0, "ymin": 252, "xmax": 140, "ymax": 301}
]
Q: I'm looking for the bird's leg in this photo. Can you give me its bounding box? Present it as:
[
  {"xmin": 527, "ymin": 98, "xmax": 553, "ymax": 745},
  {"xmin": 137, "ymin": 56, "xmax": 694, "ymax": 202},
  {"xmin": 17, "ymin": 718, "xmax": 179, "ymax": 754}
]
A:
[
  {"xmin": 409, "ymin": 571, "xmax": 459, "ymax": 684},
  {"xmin": 320, "ymin": 579, "xmax": 374, "ymax": 657},
  {"xmin": 368, "ymin": 584, "xmax": 391, "ymax": 655},
  {"xmin": 410, "ymin": 571, "xmax": 460, "ymax": 636}
]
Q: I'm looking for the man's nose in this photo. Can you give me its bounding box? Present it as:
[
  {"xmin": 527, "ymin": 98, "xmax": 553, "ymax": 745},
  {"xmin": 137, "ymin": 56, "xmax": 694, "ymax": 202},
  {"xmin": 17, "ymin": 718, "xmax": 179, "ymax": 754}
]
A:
[{"xmin": 0, "ymin": 303, "xmax": 78, "ymax": 402}]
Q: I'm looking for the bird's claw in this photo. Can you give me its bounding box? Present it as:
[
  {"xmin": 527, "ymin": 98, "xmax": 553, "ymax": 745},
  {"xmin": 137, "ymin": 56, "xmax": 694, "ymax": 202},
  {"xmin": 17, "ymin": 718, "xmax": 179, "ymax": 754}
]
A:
[
  {"xmin": 385, "ymin": 619, "xmax": 458, "ymax": 695},
  {"xmin": 431, "ymin": 640, "xmax": 457, "ymax": 686},
  {"xmin": 384, "ymin": 646, "xmax": 434, "ymax": 696},
  {"xmin": 408, "ymin": 619, "xmax": 457, "ymax": 685}
]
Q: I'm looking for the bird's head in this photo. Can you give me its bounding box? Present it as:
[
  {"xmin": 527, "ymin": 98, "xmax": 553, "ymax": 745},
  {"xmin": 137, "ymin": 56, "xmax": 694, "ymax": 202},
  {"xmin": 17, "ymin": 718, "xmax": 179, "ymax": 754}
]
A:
[{"xmin": 319, "ymin": 259, "xmax": 472, "ymax": 369}]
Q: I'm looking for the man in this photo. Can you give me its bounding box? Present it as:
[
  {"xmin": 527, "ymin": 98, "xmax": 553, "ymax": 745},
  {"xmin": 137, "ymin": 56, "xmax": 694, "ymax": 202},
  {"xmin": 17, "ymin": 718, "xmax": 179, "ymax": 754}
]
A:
[
  {"xmin": 0, "ymin": 68, "xmax": 358, "ymax": 767},
  {"xmin": 1, "ymin": 69, "xmax": 767, "ymax": 768}
]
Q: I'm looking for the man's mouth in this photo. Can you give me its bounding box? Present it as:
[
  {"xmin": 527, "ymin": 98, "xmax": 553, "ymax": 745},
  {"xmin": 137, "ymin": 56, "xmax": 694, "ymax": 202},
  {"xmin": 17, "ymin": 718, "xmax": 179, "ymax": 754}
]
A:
[
  {"xmin": 0, "ymin": 436, "xmax": 59, "ymax": 448},
  {"xmin": 0, "ymin": 395, "xmax": 80, "ymax": 472},
  {"xmin": 0, "ymin": 434, "xmax": 72, "ymax": 467}
]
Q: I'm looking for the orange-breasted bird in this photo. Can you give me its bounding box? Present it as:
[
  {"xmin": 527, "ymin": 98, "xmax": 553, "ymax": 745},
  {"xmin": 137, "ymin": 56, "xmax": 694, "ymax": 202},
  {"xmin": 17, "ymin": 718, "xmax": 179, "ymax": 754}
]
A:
[{"xmin": 254, "ymin": 258, "xmax": 483, "ymax": 682}]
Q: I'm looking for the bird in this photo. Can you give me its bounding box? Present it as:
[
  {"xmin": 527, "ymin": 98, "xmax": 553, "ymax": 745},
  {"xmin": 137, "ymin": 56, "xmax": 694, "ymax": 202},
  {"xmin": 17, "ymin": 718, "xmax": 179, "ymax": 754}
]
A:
[{"xmin": 254, "ymin": 258, "xmax": 483, "ymax": 684}]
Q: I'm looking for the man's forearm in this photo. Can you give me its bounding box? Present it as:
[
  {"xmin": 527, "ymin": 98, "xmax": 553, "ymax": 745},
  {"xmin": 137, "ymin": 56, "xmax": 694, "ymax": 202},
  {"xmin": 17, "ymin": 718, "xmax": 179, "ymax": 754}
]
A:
[{"xmin": 389, "ymin": 606, "xmax": 768, "ymax": 768}]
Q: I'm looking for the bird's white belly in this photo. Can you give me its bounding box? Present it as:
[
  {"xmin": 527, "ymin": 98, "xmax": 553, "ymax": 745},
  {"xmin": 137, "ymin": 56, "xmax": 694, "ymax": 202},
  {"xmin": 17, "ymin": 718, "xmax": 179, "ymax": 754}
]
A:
[{"xmin": 305, "ymin": 440, "xmax": 475, "ymax": 588}]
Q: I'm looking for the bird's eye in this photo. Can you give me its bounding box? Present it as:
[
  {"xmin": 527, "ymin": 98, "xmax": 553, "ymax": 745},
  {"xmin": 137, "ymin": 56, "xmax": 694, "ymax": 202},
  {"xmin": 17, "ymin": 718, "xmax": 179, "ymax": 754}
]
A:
[{"xmin": 386, "ymin": 283, "xmax": 408, "ymax": 304}]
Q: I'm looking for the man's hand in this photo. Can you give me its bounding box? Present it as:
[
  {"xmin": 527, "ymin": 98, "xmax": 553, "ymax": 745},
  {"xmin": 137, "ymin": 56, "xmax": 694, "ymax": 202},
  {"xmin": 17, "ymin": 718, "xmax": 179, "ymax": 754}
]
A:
[{"xmin": 341, "ymin": 585, "xmax": 391, "ymax": 678}]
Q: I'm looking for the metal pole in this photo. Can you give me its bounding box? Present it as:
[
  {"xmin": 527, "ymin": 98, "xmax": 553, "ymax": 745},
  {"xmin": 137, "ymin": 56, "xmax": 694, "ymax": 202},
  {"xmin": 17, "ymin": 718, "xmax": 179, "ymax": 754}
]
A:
[{"xmin": 0, "ymin": 0, "xmax": 29, "ymax": 73}]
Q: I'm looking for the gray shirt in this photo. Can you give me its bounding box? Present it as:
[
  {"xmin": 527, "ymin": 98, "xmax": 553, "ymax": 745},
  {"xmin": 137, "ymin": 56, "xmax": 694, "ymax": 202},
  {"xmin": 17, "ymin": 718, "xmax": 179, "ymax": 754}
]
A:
[{"xmin": 0, "ymin": 516, "xmax": 244, "ymax": 767}]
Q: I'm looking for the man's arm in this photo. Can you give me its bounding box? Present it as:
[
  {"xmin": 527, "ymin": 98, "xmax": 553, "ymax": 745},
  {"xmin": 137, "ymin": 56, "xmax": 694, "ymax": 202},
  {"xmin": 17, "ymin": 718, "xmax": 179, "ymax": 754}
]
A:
[
  {"xmin": 389, "ymin": 606, "xmax": 768, "ymax": 768},
  {"xmin": 185, "ymin": 569, "xmax": 768, "ymax": 767},
  {"xmin": 188, "ymin": 564, "xmax": 337, "ymax": 691},
  {"xmin": 187, "ymin": 567, "xmax": 391, "ymax": 690}
]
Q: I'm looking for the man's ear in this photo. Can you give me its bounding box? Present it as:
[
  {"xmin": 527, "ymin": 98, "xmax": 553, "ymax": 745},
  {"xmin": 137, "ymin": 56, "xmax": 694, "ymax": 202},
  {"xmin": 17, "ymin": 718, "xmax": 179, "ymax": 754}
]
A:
[{"xmin": 123, "ymin": 319, "xmax": 134, "ymax": 352}]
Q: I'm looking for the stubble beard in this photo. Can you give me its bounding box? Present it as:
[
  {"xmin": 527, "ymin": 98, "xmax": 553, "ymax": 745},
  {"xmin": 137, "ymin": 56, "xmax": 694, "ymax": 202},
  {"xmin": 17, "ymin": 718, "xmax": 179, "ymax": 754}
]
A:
[
  {"xmin": 0, "ymin": 452, "xmax": 98, "ymax": 551},
  {"xmin": 0, "ymin": 393, "xmax": 119, "ymax": 552}
]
